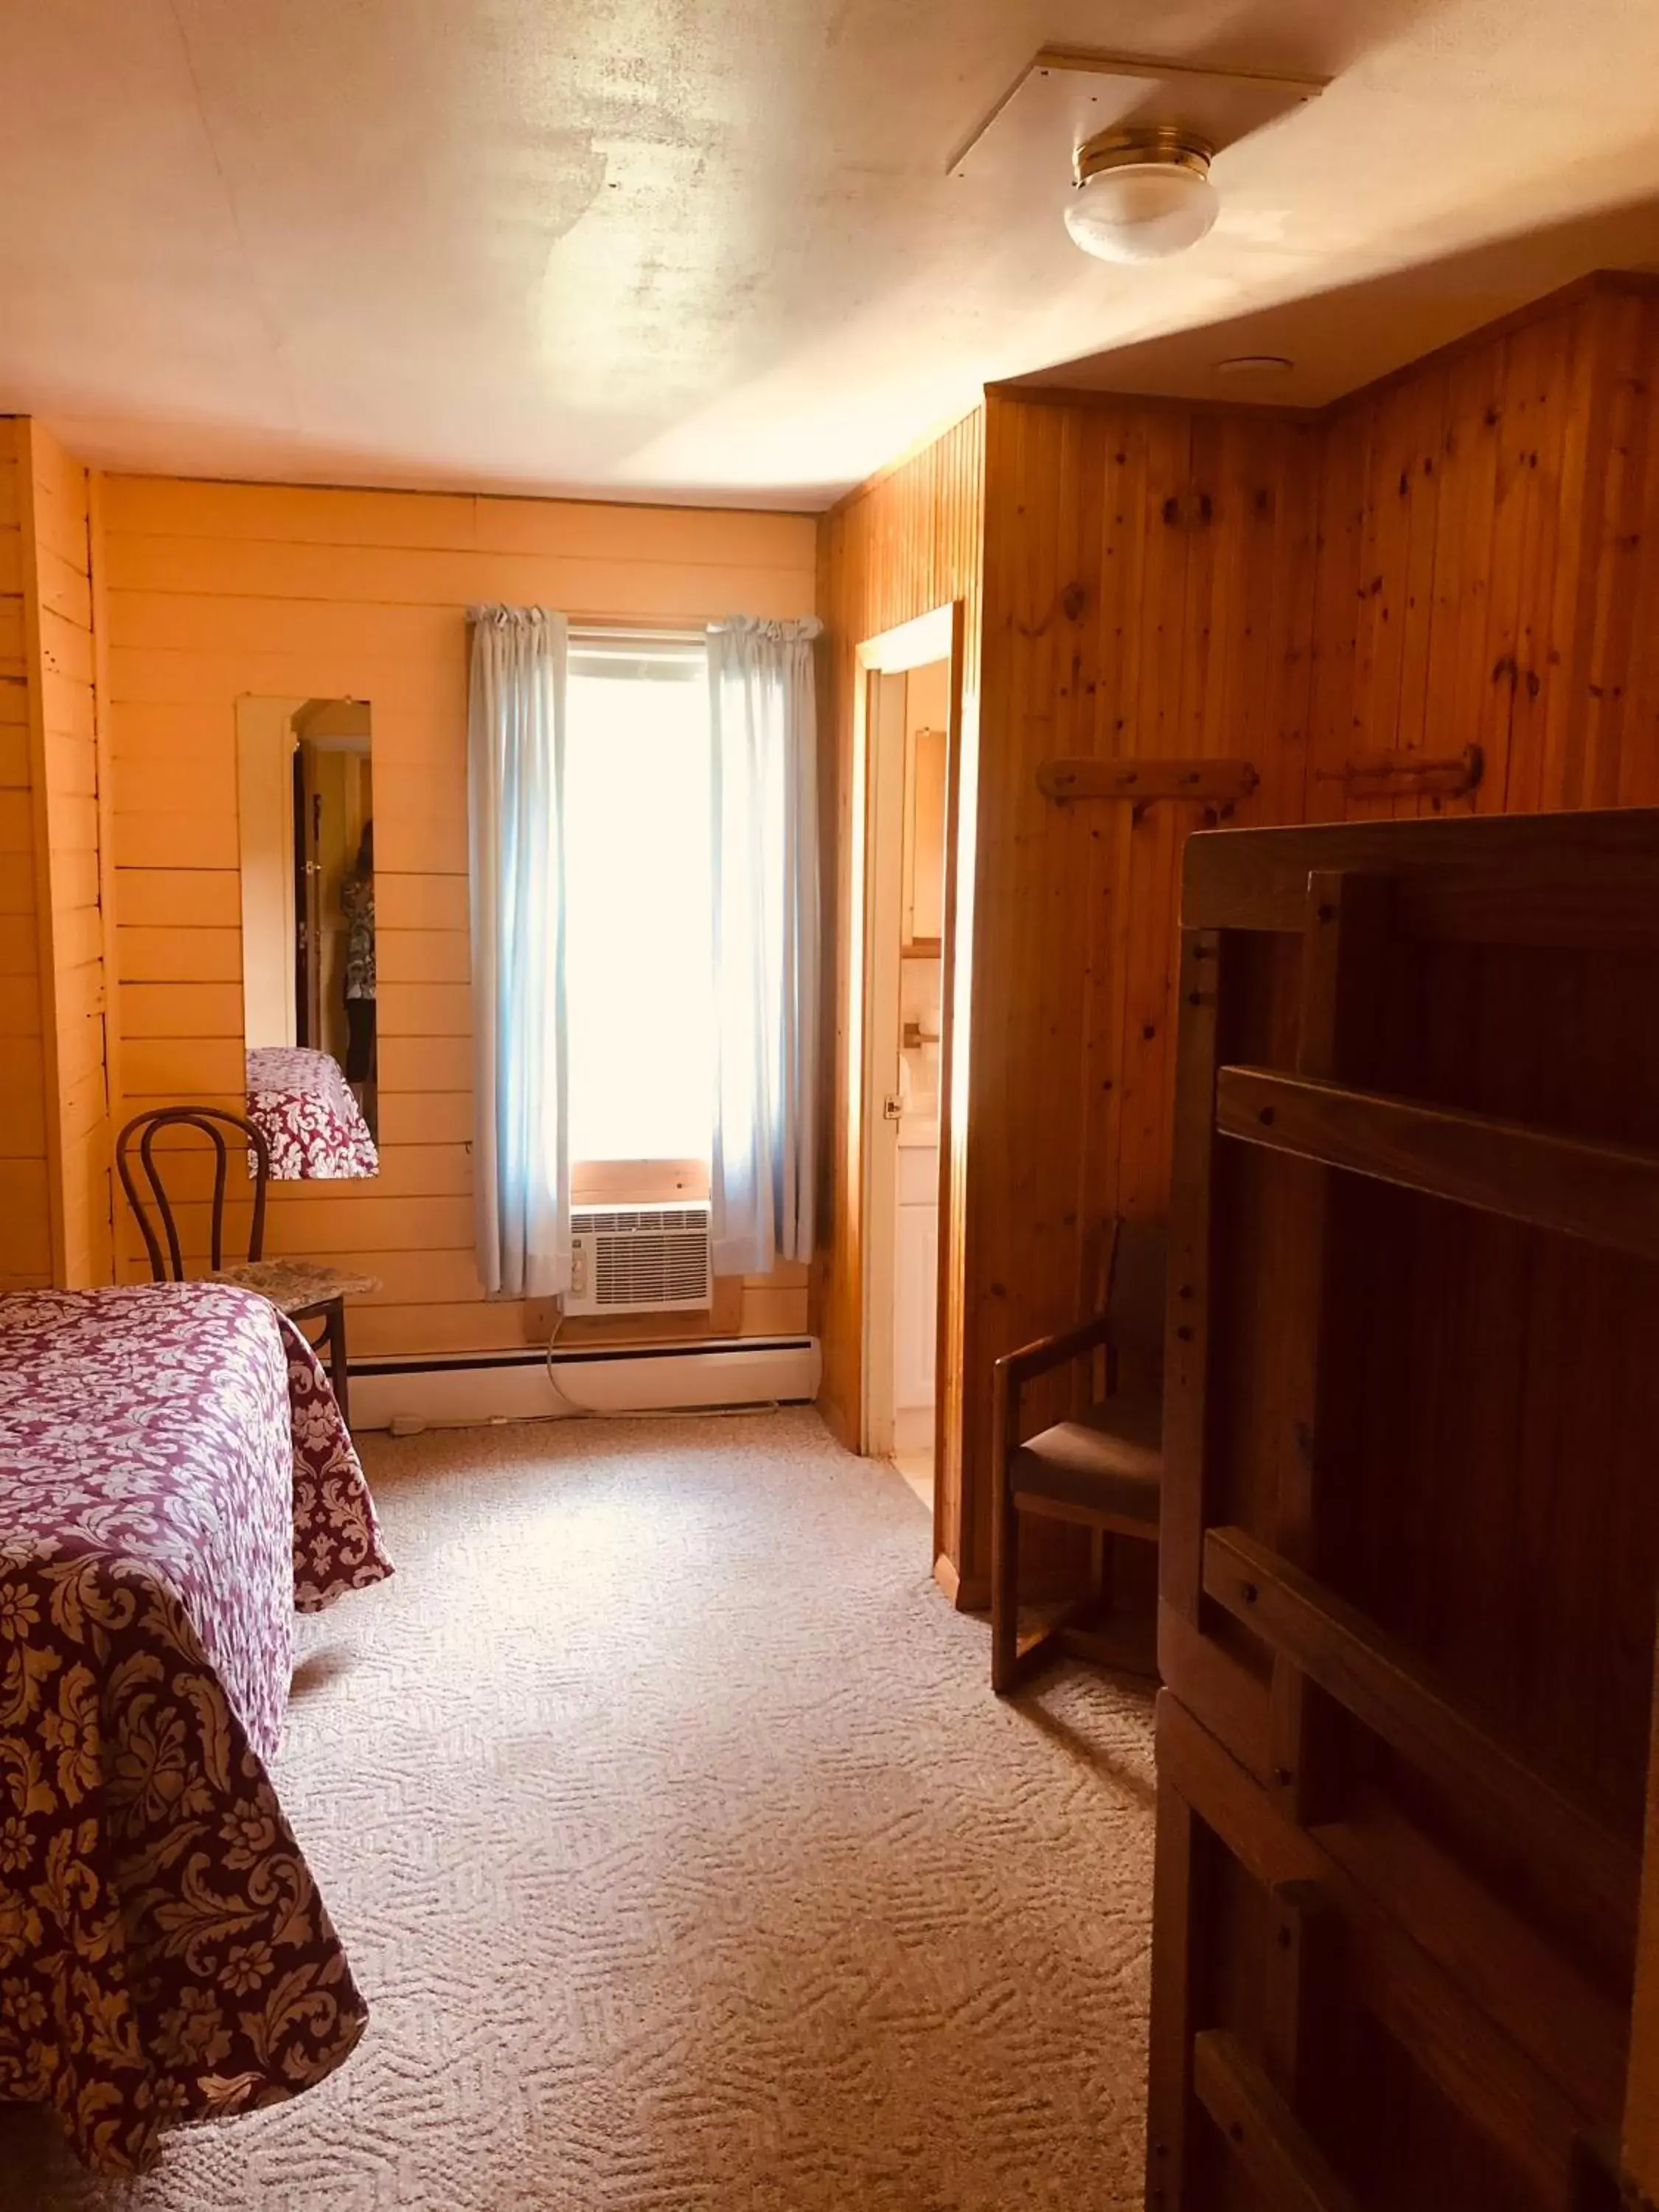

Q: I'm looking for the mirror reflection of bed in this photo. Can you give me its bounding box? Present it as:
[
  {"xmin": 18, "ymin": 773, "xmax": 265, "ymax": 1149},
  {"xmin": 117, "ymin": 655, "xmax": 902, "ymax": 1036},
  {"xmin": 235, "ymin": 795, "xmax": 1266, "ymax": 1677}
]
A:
[{"xmin": 235, "ymin": 695, "xmax": 380, "ymax": 1180}]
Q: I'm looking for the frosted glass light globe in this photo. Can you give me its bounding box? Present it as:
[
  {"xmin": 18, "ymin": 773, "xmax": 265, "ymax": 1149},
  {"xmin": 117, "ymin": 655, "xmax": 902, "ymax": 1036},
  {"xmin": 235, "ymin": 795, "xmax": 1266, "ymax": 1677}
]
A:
[{"xmin": 1065, "ymin": 141, "xmax": 1219, "ymax": 264}]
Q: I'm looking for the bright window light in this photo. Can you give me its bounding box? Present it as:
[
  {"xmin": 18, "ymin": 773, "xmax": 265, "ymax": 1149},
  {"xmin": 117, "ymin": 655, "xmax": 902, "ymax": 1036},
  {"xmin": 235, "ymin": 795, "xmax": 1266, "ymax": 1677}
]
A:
[{"xmin": 563, "ymin": 633, "xmax": 713, "ymax": 1167}]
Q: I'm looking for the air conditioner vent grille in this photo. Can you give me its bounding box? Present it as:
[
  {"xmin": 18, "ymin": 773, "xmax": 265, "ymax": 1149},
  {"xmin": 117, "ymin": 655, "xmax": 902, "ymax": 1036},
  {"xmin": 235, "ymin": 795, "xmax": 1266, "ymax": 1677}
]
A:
[
  {"xmin": 566, "ymin": 1202, "xmax": 713, "ymax": 1318},
  {"xmin": 594, "ymin": 1231, "xmax": 709, "ymax": 1307},
  {"xmin": 578, "ymin": 1207, "xmax": 707, "ymax": 1237}
]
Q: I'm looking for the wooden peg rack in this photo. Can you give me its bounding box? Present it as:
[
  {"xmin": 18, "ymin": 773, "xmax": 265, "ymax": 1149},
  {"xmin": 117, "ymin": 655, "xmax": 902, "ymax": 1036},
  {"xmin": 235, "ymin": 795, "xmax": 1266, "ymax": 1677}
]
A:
[
  {"xmin": 1037, "ymin": 757, "xmax": 1260, "ymax": 804},
  {"xmin": 1318, "ymin": 744, "xmax": 1484, "ymax": 801}
]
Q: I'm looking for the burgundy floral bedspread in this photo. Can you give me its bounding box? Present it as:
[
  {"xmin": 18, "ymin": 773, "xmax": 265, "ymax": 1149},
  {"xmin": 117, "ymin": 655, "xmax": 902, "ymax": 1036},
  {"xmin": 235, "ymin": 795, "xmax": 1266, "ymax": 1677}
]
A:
[
  {"xmin": 0, "ymin": 1282, "xmax": 393, "ymax": 2175},
  {"xmin": 246, "ymin": 1045, "xmax": 378, "ymax": 1179}
]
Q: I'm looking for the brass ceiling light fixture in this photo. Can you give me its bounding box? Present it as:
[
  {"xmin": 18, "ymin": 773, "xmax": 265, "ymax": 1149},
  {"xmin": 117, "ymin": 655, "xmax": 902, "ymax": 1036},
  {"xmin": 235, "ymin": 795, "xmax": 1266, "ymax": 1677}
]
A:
[{"xmin": 1064, "ymin": 125, "xmax": 1218, "ymax": 263}]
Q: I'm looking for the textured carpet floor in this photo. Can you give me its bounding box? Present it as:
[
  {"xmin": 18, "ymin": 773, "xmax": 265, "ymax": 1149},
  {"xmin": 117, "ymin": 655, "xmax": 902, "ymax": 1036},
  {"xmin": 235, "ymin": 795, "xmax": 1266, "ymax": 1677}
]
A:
[{"xmin": 1, "ymin": 1409, "xmax": 1154, "ymax": 2211}]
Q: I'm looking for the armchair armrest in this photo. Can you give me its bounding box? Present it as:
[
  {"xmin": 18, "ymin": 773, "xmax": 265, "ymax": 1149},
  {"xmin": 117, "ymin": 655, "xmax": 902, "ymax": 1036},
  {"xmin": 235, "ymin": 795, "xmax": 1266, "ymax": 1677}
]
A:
[
  {"xmin": 992, "ymin": 1310, "xmax": 1116, "ymax": 1492},
  {"xmin": 995, "ymin": 1310, "xmax": 1116, "ymax": 1390}
]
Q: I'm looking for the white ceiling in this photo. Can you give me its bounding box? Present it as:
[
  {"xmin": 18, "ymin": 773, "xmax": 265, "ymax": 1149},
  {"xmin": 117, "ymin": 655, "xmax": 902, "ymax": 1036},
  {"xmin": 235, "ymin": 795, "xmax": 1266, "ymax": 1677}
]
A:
[{"xmin": 4, "ymin": 0, "xmax": 1659, "ymax": 509}]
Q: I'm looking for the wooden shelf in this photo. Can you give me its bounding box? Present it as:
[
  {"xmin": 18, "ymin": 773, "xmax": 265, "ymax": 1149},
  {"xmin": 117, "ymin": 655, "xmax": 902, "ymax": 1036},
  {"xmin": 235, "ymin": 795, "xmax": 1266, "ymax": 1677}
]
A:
[
  {"xmin": 1037, "ymin": 756, "xmax": 1259, "ymax": 804},
  {"xmin": 1215, "ymin": 1065, "xmax": 1659, "ymax": 1262}
]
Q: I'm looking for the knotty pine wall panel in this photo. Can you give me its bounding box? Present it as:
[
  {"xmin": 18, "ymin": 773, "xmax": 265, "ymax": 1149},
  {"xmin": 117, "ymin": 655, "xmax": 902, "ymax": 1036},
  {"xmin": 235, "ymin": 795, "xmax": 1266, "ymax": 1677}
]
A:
[
  {"xmin": 1307, "ymin": 276, "xmax": 1659, "ymax": 822},
  {"xmin": 814, "ymin": 408, "xmax": 984, "ymax": 1571},
  {"xmin": 102, "ymin": 476, "xmax": 818, "ymax": 1359},
  {"xmin": 819, "ymin": 272, "xmax": 1659, "ymax": 1604},
  {"xmin": 958, "ymin": 392, "xmax": 1320, "ymax": 1588}
]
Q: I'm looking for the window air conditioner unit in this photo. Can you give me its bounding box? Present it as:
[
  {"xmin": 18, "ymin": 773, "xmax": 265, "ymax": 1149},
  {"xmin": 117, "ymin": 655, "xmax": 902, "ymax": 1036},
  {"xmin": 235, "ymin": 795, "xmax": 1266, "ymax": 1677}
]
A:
[{"xmin": 565, "ymin": 1203, "xmax": 713, "ymax": 1318}]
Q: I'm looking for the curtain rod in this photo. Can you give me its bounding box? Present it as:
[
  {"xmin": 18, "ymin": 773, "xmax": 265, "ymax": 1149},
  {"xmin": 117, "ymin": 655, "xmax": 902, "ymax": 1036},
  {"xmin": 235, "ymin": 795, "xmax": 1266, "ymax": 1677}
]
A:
[{"xmin": 568, "ymin": 617, "xmax": 711, "ymax": 642}]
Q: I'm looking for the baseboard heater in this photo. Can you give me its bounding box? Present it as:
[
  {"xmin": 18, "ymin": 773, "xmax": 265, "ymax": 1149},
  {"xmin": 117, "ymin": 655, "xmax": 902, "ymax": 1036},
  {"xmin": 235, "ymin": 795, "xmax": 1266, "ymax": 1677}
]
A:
[{"xmin": 349, "ymin": 1338, "xmax": 821, "ymax": 1432}]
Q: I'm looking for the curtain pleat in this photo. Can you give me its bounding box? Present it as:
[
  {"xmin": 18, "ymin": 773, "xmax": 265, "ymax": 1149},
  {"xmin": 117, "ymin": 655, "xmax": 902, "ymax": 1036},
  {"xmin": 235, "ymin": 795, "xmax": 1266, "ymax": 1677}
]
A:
[
  {"xmin": 467, "ymin": 606, "xmax": 571, "ymax": 1297},
  {"xmin": 707, "ymin": 616, "xmax": 823, "ymax": 1277}
]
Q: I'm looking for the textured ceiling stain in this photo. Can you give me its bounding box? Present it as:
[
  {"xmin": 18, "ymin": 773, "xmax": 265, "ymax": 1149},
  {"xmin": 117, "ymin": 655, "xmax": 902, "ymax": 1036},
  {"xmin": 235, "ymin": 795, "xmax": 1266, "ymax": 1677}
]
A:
[{"xmin": 4, "ymin": 0, "xmax": 1659, "ymax": 505}]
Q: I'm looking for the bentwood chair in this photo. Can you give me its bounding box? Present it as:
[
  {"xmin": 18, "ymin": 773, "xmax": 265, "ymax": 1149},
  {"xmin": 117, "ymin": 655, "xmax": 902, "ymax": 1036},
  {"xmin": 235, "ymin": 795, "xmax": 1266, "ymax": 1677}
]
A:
[
  {"xmin": 990, "ymin": 1217, "xmax": 1168, "ymax": 1693},
  {"xmin": 116, "ymin": 1107, "xmax": 379, "ymax": 1429}
]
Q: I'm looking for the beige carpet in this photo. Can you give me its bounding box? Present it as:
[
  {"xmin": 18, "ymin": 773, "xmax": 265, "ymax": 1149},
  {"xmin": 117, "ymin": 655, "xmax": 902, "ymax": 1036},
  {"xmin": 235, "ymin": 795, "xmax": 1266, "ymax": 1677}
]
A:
[{"xmin": 1, "ymin": 1408, "xmax": 1154, "ymax": 2211}]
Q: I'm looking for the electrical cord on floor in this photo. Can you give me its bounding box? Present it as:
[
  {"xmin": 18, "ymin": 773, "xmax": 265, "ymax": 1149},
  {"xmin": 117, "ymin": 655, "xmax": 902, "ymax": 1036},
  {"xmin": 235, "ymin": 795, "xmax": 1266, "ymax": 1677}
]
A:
[
  {"xmin": 542, "ymin": 1307, "xmax": 586, "ymax": 1419},
  {"xmin": 586, "ymin": 1401, "xmax": 782, "ymax": 1422}
]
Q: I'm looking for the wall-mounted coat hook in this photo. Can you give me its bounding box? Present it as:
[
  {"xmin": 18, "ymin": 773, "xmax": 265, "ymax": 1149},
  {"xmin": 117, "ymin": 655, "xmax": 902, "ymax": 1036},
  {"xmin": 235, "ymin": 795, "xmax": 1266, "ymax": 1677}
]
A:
[{"xmin": 1315, "ymin": 744, "xmax": 1483, "ymax": 801}]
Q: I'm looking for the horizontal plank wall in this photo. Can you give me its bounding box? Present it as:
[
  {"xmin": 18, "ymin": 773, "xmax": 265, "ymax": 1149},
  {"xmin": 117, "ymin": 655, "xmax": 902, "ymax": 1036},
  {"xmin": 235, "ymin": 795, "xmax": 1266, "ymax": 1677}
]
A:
[
  {"xmin": 0, "ymin": 420, "xmax": 112, "ymax": 1290},
  {"xmin": 23, "ymin": 424, "xmax": 111, "ymax": 1286},
  {"xmin": 0, "ymin": 421, "xmax": 52, "ymax": 1288},
  {"xmin": 102, "ymin": 476, "xmax": 817, "ymax": 1359},
  {"xmin": 961, "ymin": 393, "xmax": 1320, "ymax": 1592},
  {"xmin": 815, "ymin": 408, "xmax": 984, "ymax": 1578}
]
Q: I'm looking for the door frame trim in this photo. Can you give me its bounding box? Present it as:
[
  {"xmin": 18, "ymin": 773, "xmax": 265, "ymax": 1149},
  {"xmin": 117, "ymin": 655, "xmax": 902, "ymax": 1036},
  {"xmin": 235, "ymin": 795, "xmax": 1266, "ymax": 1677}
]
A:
[{"xmin": 848, "ymin": 602, "xmax": 967, "ymax": 1599}]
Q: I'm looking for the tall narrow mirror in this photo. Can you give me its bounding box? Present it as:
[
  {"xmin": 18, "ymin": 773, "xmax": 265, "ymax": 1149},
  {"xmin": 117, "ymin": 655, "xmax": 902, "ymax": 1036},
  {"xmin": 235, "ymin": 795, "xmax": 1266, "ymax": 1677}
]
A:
[{"xmin": 235, "ymin": 695, "xmax": 379, "ymax": 1178}]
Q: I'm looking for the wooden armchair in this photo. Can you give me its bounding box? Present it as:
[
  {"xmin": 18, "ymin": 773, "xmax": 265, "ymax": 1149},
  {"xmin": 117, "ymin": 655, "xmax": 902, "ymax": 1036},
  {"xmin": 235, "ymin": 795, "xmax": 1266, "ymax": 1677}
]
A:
[{"xmin": 990, "ymin": 1217, "xmax": 1167, "ymax": 1693}]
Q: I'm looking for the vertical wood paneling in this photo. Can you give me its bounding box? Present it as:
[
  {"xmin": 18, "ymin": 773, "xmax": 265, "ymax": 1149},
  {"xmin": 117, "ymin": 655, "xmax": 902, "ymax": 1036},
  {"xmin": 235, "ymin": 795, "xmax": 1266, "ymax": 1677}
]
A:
[
  {"xmin": 100, "ymin": 475, "xmax": 817, "ymax": 1354},
  {"xmin": 959, "ymin": 395, "xmax": 1320, "ymax": 1591},
  {"xmin": 1309, "ymin": 276, "xmax": 1659, "ymax": 826},
  {"xmin": 821, "ymin": 276, "xmax": 1659, "ymax": 1607}
]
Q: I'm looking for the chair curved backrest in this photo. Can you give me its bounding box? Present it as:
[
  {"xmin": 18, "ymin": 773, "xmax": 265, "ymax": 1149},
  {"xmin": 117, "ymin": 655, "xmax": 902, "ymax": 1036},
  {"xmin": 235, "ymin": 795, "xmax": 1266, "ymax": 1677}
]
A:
[{"xmin": 115, "ymin": 1107, "xmax": 272, "ymax": 1282}]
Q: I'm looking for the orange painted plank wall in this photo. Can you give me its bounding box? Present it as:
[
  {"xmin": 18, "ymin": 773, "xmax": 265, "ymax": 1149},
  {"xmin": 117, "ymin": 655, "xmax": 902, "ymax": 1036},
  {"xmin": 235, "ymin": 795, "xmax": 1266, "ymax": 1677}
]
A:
[
  {"xmin": 0, "ymin": 422, "xmax": 53, "ymax": 1289},
  {"xmin": 102, "ymin": 474, "xmax": 817, "ymax": 1359},
  {"xmin": 24, "ymin": 424, "xmax": 112, "ymax": 1287},
  {"xmin": 0, "ymin": 419, "xmax": 112, "ymax": 1290}
]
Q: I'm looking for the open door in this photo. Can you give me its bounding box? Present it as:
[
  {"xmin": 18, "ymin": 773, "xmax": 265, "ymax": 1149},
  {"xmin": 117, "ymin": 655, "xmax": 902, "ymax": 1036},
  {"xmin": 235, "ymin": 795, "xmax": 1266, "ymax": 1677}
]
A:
[{"xmin": 849, "ymin": 604, "xmax": 966, "ymax": 1600}]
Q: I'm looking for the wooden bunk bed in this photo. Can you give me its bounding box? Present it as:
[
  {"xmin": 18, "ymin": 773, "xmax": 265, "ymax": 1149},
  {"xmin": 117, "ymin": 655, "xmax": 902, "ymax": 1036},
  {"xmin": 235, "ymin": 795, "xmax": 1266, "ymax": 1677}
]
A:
[{"xmin": 1145, "ymin": 808, "xmax": 1659, "ymax": 2212}]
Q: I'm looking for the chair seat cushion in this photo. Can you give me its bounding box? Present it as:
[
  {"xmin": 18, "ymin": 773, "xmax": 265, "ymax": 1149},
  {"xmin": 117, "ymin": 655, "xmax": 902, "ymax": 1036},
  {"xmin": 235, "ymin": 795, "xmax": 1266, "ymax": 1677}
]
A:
[
  {"xmin": 1012, "ymin": 1391, "xmax": 1163, "ymax": 1527},
  {"xmin": 212, "ymin": 1259, "xmax": 381, "ymax": 1317}
]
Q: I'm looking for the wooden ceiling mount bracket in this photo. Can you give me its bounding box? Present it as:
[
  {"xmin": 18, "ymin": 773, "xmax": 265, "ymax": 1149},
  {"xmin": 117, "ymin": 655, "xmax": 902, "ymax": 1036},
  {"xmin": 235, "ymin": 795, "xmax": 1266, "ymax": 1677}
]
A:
[
  {"xmin": 1038, "ymin": 757, "xmax": 1260, "ymax": 804},
  {"xmin": 1318, "ymin": 744, "xmax": 1484, "ymax": 802}
]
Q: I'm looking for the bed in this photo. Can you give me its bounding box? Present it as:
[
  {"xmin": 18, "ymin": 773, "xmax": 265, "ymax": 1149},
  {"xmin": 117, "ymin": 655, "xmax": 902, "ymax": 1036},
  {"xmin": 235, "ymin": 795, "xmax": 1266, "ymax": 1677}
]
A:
[
  {"xmin": 0, "ymin": 1281, "xmax": 394, "ymax": 2175},
  {"xmin": 246, "ymin": 1043, "xmax": 379, "ymax": 1179}
]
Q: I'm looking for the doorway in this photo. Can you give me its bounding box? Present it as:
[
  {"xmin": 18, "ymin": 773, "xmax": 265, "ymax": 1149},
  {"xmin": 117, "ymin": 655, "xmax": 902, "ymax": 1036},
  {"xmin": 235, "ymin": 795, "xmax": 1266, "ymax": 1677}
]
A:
[{"xmin": 855, "ymin": 605, "xmax": 961, "ymax": 1548}]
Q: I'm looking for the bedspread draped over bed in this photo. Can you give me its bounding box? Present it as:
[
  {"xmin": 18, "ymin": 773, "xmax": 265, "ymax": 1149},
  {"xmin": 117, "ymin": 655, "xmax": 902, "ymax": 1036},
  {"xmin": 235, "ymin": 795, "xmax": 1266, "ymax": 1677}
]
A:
[{"xmin": 0, "ymin": 1283, "xmax": 393, "ymax": 2175}]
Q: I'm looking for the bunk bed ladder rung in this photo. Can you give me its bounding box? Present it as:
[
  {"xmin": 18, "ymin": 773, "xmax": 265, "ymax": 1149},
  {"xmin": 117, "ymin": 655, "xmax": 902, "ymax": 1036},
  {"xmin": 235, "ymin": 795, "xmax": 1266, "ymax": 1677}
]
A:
[{"xmin": 1214, "ymin": 1065, "xmax": 1659, "ymax": 1261}]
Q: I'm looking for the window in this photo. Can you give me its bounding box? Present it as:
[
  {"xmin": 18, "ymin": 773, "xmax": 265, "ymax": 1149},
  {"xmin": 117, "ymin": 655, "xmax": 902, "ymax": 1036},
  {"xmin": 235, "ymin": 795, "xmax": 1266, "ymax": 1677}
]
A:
[{"xmin": 563, "ymin": 631, "xmax": 713, "ymax": 1171}]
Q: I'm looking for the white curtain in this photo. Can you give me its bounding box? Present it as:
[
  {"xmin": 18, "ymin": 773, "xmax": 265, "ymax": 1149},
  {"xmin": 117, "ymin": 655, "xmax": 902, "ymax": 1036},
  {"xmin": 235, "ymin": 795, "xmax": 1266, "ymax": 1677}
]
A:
[
  {"xmin": 707, "ymin": 616, "xmax": 823, "ymax": 1276},
  {"xmin": 467, "ymin": 606, "xmax": 571, "ymax": 1297}
]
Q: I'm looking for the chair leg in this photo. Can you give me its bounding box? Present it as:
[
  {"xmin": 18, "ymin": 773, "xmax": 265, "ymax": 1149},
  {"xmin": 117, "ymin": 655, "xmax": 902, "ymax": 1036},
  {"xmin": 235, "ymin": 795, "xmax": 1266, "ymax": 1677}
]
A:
[
  {"xmin": 327, "ymin": 1298, "xmax": 352, "ymax": 1431},
  {"xmin": 991, "ymin": 1470, "xmax": 1020, "ymax": 1695}
]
